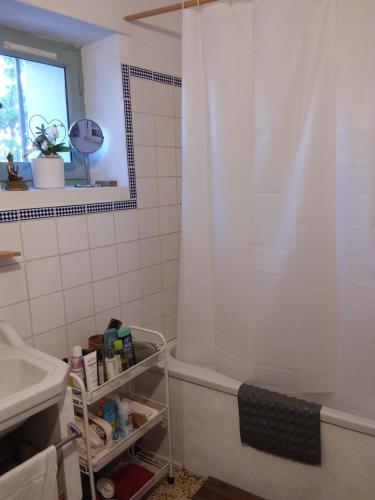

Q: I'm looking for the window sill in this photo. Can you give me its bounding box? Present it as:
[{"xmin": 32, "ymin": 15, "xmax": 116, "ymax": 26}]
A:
[{"xmin": 0, "ymin": 186, "xmax": 130, "ymax": 211}]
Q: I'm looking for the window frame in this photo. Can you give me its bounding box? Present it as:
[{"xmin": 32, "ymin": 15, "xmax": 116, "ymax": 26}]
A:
[{"xmin": 0, "ymin": 25, "xmax": 86, "ymax": 187}]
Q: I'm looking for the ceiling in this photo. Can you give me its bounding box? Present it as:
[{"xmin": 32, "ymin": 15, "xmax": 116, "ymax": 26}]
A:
[
  {"xmin": 0, "ymin": 0, "xmax": 114, "ymax": 46},
  {"xmin": 0, "ymin": 0, "xmax": 182, "ymax": 47}
]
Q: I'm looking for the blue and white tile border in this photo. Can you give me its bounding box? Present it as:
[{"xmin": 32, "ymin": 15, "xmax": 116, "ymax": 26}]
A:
[
  {"xmin": 122, "ymin": 63, "xmax": 181, "ymax": 200},
  {"xmin": 0, "ymin": 65, "xmax": 181, "ymax": 223}
]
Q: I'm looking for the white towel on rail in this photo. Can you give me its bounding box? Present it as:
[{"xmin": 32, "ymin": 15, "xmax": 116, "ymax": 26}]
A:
[{"xmin": 0, "ymin": 445, "xmax": 58, "ymax": 500}]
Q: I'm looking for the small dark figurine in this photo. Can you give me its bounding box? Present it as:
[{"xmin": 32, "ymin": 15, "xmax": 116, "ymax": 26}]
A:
[{"xmin": 6, "ymin": 152, "xmax": 28, "ymax": 191}]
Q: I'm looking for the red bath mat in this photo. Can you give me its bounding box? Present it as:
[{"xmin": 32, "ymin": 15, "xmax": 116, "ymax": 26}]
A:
[{"xmin": 111, "ymin": 463, "xmax": 154, "ymax": 500}]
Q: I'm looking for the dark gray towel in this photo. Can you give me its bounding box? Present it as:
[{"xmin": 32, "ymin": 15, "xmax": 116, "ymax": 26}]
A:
[{"xmin": 238, "ymin": 383, "xmax": 321, "ymax": 465}]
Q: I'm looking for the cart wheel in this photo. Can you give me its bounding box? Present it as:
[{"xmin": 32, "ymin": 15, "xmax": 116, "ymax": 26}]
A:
[{"xmin": 167, "ymin": 474, "xmax": 175, "ymax": 485}]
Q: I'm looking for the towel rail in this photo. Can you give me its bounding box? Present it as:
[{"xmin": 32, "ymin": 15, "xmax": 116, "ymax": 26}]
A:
[{"xmin": 55, "ymin": 423, "xmax": 81, "ymax": 450}]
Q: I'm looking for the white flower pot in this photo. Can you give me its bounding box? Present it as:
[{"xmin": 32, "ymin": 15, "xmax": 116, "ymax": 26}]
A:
[{"xmin": 31, "ymin": 155, "xmax": 65, "ymax": 189}]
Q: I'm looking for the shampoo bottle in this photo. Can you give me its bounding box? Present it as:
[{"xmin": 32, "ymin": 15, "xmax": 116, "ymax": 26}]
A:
[{"xmin": 117, "ymin": 327, "xmax": 136, "ymax": 367}]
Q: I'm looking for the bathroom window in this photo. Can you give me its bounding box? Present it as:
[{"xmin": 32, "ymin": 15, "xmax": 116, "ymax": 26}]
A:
[{"xmin": 0, "ymin": 26, "xmax": 85, "ymax": 187}]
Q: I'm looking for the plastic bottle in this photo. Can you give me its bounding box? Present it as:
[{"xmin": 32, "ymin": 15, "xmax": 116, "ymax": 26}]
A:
[
  {"xmin": 97, "ymin": 350, "xmax": 105, "ymax": 385},
  {"xmin": 70, "ymin": 346, "xmax": 85, "ymax": 389},
  {"xmin": 107, "ymin": 318, "xmax": 122, "ymax": 331},
  {"xmin": 69, "ymin": 368, "xmax": 85, "ymax": 392},
  {"xmin": 118, "ymin": 399, "xmax": 133, "ymax": 438},
  {"xmin": 117, "ymin": 327, "xmax": 136, "ymax": 367},
  {"xmin": 96, "ymin": 398, "xmax": 118, "ymax": 440},
  {"xmin": 104, "ymin": 349, "xmax": 119, "ymax": 380},
  {"xmin": 113, "ymin": 339, "xmax": 127, "ymax": 372},
  {"xmin": 103, "ymin": 328, "xmax": 118, "ymax": 350},
  {"xmin": 71, "ymin": 345, "xmax": 84, "ymax": 369}
]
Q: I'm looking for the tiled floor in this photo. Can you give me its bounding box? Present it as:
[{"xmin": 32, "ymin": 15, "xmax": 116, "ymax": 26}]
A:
[{"xmin": 145, "ymin": 469, "xmax": 205, "ymax": 499}]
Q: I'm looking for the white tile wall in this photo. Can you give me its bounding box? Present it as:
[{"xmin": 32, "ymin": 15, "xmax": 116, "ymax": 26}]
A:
[
  {"xmin": 141, "ymin": 264, "xmax": 162, "ymax": 296},
  {"xmin": 0, "ymin": 263, "xmax": 28, "ymax": 307},
  {"xmin": 138, "ymin": 208, "xmax": 160, "ymax": 238},
  {"xmin": 0, "ymin": 301, "xmax": 31, "ymax": 339},
  {"xmin": 117, "ymin": 241, "xmax": 141, "ymax": 274},
  {"xmin": 114, "ymin": 210, "xmax": 139, "ymax": 243},
  {"xmin": 155, "ymin": 115, "xmax": 175, "ymax": 147},
  {"xmin": 22, "ymin": 219, "xmax": 59, "ymax": 260},
  {"xmin": 134, "ymin": 146, "xmax": 157, "ymax": 178},
  {"xmin": 157, "ymin": 147, "xmax": 176, "ymax": 177},
  {"xmin": 87, "ymin": 212, "xmax": 115, "ymax": 248},
  {"xmin": 140, "ymin": 237, "xmax": 161, "ymax": 267},
  {"xmin": 26, "ymin": 256, "xmax": 62, "ymax": 299},
  {"xmin": 0, "ymin": 75, "xmax": 181, "ymax": 360},
  {"xmin": 56, "ymin": 215, "xmax": 89, "ymax": 254},
  {"xmin": 90, "ymin": 246, "xmax": 117, "ymax": 281},
  {"xmin": 119, "ymin": 270, "xmax": 142, "ymax": 304},
  {"xmin": 159, "ymin": 205, "xmax": 178, "ymax": 234},
  {"xmin": 64, "ymin": 283, "xmax": 94, "ymax": 323},
  {"xmin": 60, "ymin": 250, "xmax": 92, "ymax": 289},
  {"xmin": 30, "ymin": 291, "xmax": 65, "ymax": 335},
  {"xmin": 93, "ymin": 277, "xmax": 120, "ymax": 313},
  {"xmin": 153, "ymin": 82, "xmax": 174, "ymax": 116}
]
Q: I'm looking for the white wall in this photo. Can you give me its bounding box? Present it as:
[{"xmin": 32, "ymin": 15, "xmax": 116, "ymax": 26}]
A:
[
  {"xmin": 0, "ymin": 72, "xmax": 181, "ymax": 359},
  {"xmin": 81, "ymin": 35, "xmax": 128, "ymax": 186},
  {"xmin": 0, "ymin": 0, "xmax": 182, "ymax": 358},
  {"xmin": 118, "ymin": 25, "xmax": 181, "ymax": 76}
]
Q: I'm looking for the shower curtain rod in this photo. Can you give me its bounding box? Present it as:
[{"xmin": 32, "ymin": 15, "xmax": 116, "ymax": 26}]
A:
[{"xmin": 124, "ymin": 0, "xmax": 218, "ymax": 22}]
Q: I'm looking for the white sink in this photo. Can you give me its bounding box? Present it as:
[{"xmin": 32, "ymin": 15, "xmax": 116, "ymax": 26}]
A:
[{"xmin": 0, "ymin": 321, "xmax": 69, "ymax": 435}]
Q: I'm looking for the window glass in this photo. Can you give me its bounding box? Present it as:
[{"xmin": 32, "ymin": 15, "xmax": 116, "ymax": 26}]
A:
[
  {"xmin": 0, "ymin": 26, "xmax": 86, "ymax": 187},
  {"xmin": 0, "ymin": 55, "xmax": 70, "ymax": 163}
]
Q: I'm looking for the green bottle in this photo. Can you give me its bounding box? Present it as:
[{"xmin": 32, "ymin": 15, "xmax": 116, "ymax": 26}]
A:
[
  {"xmin": 113, "ymin": 339, "xmax": 127, "ymax": 372},
  {"xmin": 117, "ymin": 327, "xmax": 136, "ymax": 367}
]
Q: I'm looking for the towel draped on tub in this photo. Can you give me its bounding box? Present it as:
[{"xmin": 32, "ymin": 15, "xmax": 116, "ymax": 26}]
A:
[
  {"xmin": 238, "ymin": 383, "xmax": 321, "ymax": 465},
  {"xmin": 0, "ymin": 445, "xmax": 58, "ymax": 500}
]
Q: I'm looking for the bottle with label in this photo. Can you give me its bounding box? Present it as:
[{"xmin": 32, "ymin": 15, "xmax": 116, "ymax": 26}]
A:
[
  {"xmin": 107, "ymin": 318, "xmax": 122, "ymax": 331},
  {"xmin": 71, "ymin": 345, "xmax": 84, "ymax": 369},
  {"xmin": 70, "ymin": 345, "xmax": 85, "ymax": 389},
  {"xmin": 113, "ymin": 339, "xmax": 127, "ymax": 372},
  {"xmin": 69, "ymin": 368, "xmax": 85, "ymax": 392},
  {"xmin": 97, "ymin": 350, "xmax": 105, "ymax": 385},
  {"xmin": 118, "ymin": 399, "xmax": 133, "ymax": 438},
  {"xmin": 104, "ymin": 348, "xmax": 119, "ymax": 380},
  {"xmin": 117, "ymin": 327, "xmax": 136, "ymax": 367}
]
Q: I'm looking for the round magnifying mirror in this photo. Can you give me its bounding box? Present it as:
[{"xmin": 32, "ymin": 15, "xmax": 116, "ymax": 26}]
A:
[{"xmin": 69, "ymin": 119, "xmax": 104, "ymax": 154}]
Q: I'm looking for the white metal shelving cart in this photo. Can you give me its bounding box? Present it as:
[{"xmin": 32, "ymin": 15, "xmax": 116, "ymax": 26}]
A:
[{"xmin": 70, "ymin": 326, "xmax": 174, "ymax": 500}]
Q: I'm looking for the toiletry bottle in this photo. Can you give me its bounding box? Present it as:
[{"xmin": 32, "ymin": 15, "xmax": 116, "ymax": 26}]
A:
[
  {"xmin": 113, "ymin": 339, "xmax": 127, "ymax": 372},
  {"xmin": 83, "ymin": 351, "xmax": 98, "ymax": 391},
  {"xmin": 97, "ymin": 350, "xmax": 105, "ymax": 385},
  {"xmin": 118, "ymin": 399, "xmax": 133, "ymax": 438},
  {"xmin": 69, "ymin": 368, "xmax": 85, "ymax": 392},
  {"xmin": 107, "ymin": 318, "xmax": 122, "ymax": 331},
  {"xmin": 96, "ymin": 398, "xmax": 118, "ymax": 440},
  {"xmin": 103, "ymin": 328, "xmax": 118, "ymax": 350},
  {"xmin": 117, "ymin": 327, "xmax": 136, "ymax": 366},
  {"xmin": 70, "ymin": 346, "xmax": 85, "ymax": 388},
  {"xmin": 104, "ymin": 349, "xmax": 119, "ymax": 380},
  {"xmin": 71, "ymin": 345, "xmax": 84, "ymax": 369}
]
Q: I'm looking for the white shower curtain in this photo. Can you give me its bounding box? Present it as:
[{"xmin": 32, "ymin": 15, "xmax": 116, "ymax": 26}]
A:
[{"xmin": 178, "ymin": 0, "xmax": 375, "ymax": 418}]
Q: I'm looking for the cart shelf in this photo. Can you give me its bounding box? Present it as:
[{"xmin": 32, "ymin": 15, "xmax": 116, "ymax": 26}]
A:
[
  {"xmin": 70, "ymin": 326, "xmax": 173, "ymax": 499},
  {"xmin": 78, "ymin": 395, "xmax": 167, "ymax": 472},
  {"xmin": 73, "ymin": 349, "xmax": 163, "ymax": 406}
]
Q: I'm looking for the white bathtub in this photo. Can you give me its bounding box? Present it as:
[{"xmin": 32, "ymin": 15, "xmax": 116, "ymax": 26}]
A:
[{"xmin": 138, "ymin": 340, "xmax": 375, "ymax": 500}]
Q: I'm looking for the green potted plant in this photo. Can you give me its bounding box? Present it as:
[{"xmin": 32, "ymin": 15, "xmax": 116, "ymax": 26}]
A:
[{"xmin": 27, "ymin": 115, "xmax": 70, "ymax": 189}]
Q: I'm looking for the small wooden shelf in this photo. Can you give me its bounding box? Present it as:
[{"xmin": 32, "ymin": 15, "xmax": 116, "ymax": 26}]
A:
[{"xmin": 0, "ymin": 251, "xmax": 21, "ymax": 260}]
